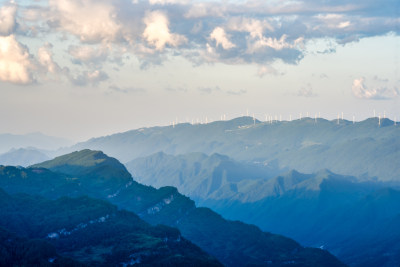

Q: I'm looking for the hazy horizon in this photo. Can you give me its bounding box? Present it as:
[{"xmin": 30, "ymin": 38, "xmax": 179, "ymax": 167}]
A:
[{"xmin": 1, "ymin": 0, "xmax": 399, "ymax": 141}]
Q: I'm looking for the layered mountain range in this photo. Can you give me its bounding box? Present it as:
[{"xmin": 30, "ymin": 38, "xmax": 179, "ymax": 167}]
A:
[
  {"xmin": 127, "ymin": 151, "xmax": 400, "ymax": 266},
  {"xmin": 1, "ymin": 116, "xmax": 398, "ymax": 266},
  {"xmin": 0, "ymin": 149, "xmax": 344, "ymax": 266},
  {"xmin": 68, "ymin": 117, "xmax": 399, "ymax": 182}
]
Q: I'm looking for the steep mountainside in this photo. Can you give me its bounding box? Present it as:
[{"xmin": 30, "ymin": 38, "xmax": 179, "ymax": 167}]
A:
[
  {"xmin": 0, "ymin": 148, "xmax": 50, "ymax": 167},
  {"xmin": 127, "ymin": 151, "xmax": 280, "ymax": 200},
  {"xmin": 3, "ymin": 150, "xmax": 346, "ymax": 267},
  {"xmin": 0, "ymin": 188, "xmax": 221, "ymax": 266},
  {"xmin": 126, "ymin": 152, "xmax": 400, "ymax": 266},
  {"xmin": 67, "ymin": 117, "xmax": 400, "ymax": 181}
]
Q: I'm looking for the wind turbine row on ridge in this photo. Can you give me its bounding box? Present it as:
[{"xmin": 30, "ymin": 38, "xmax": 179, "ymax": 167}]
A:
[{"xmin": 169, "ymin": 109, "xmax": 398, "ymax": 128}]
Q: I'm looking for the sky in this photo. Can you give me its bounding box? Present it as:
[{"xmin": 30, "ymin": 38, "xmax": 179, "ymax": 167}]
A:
[{"xmin": 0, "ymin": 0, "xmax": 399, "ymax": 141}]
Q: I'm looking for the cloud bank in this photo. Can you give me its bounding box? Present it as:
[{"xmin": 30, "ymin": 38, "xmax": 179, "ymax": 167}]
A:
[{"xmin": 0, "ymin": 0, "xmax": 398, "ymax": 85}]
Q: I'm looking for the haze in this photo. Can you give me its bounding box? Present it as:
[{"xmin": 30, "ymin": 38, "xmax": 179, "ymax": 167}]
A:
[{"xmin": 0, "ymin": 0, "xmax": 399, "ymax": 141}]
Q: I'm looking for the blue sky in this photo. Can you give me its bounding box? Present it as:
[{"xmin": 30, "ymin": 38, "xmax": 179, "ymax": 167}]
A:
[{"xmin": 0, "ymin": 0, "xmax": 399, "ymax": 141}]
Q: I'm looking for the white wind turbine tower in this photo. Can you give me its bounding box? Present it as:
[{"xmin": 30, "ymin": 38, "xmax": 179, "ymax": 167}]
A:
[
  {"xmin": 337, "ymin": 113, "xmax": 340, "ymax": 124},
  {"xmin": 378, "ymin": 114, "xmax": 381, "ymax": 126},
  {"xmin": 314, "ymin": 113, "xmax": 317, "ymax": 123}
]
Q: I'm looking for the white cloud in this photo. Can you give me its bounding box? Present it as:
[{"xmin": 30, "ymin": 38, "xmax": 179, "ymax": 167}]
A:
[
  {"xmin": 68, "ymin": 45, "xmax": 109, "ymax": 66},
  {"xmin": 38, "ymin": 43, "xmax": 60, "ymax": 73},
  {"xmin": 227, "ymin": 17, "xmax": 274, "ymax": 39},
  {"xmin": 49, "ymin": 0, "xmax": 122, "ymax": 43},
  {"xmin": 0, "ymin": 2, "xmax": 17, "ymax": 36},
  {"xmin": 149, "ymin": 0, "xmax": 188, "ymax": 5},
  {"xmin": 1, "ymin": 0, "xmax": 397, "ymax": 85},
  {"xmin": 251, "ymin": 34, "xmax": 302, "ymax": 51},
  {"xmin": 0, "ymin": 35, "xmax": 35, "ymax": 84},
  {"xmin": 297, "ymin": 84, "xmax": 317, "ymax": 97},
  {"xmin": 257, "ymin": 65, "xmax": 281, "ymax": 77},
  {"xmin": 352, "ymin": 77, "xmax": 399, "ymax": 100},
  {"xmin": 210, "ymin": 27, "xmax": 235, "ymax": 50},
  {"xmin": 143, "ymin": 10, "xmax": 187, "ymax": 51},
  {"xmin": 69, "ymin": 69, "xmax": 109, "ymax": 86}
]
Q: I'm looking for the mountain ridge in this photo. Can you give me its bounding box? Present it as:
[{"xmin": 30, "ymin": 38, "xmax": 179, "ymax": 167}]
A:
[
  {"xmin": 62, "ymin": 116, "xmax": 400, "ymax": 182},
  {"xmin": 4, "ymin": 149, "xmax": 346, "ymax": 267}
]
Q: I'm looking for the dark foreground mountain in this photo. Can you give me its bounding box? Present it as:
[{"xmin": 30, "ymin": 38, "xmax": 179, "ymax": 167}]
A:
[
  {"xmin": 126, "ymin": 152, "xmax": 400, "ymax": 266},
  {"xmin": 67, "ymin": 117, "xmax": 400, "ymax": 182},
  {"xmin": 0, "ymin": 188, "xmax": 221, "ymax": 266},
  {"xmin": 0, "ymin": 149, "xmax": 346, "ymax": 267},
  {"xmin": 0, "ymin": 226, "xmax": 85, "ymax": 266}
]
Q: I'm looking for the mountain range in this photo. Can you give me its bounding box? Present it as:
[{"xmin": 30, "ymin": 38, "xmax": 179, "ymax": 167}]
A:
[
  {"xmin": 0, "ymin": 132, "xmax": 73, "ymax": 154},
  {"xmin": 0, "ymin": 148, "xmax": 50, "ymax": 167},
  {"xmin": 126, "ymin": 151, "xmax": 400, "ymax": 266},
  {"xmin": 0, "ymin": 149, "xmax": 345, "ymax": 266},
  {"xmin": 67, "ymin": 117, "xmax": 400, "ymax": 182},
  {"xmin": 1, "ymin": 116, "xmax": 398, "ymax": 266}
]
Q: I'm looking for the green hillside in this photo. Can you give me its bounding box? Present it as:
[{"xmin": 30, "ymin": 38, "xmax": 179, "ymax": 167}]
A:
[
  {"xmin": 5, "ymin": 149, "xmax": 346, "ymax": 267},
  {"xmin": 0, "ymin": 188, "xmax": 222, "ymax": 266}
]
